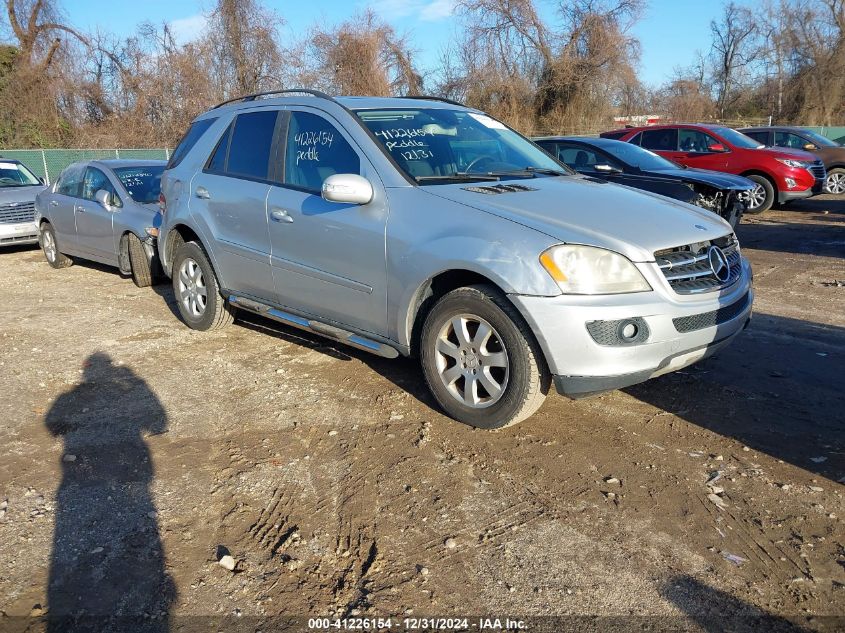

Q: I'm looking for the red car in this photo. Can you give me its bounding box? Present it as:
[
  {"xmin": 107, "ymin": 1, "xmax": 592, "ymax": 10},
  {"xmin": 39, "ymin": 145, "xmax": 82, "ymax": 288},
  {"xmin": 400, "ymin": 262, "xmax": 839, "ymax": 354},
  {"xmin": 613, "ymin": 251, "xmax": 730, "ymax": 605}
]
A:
[{"xmin": 601, "ymin": 124, "xmax": 826, "ymax": 213}]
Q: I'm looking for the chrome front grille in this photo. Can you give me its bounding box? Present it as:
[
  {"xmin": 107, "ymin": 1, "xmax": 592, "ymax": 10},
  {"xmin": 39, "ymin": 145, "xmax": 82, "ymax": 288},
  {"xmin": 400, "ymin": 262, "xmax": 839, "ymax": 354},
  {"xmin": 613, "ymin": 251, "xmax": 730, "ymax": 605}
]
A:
[
  {"xmin": 810, "ymin": 162, "xmax": 826, "ymax": 180},
  {"xmin": 655, "ymin": 234, "xmax": 742, "ymax": 294},
  {"xmin": 0, "ymin": 201, "xmax": 36, "ymax": 225}
]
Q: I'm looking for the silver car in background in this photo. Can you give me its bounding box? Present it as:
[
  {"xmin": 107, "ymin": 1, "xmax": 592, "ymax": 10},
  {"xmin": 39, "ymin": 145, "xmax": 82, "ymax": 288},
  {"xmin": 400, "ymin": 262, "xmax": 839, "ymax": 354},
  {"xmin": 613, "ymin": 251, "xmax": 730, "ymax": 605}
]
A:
[
  {"xmin": 0, "ymin": 158, "xmax": 46, "ymax": 246},
  {"xmin": 158, "ymin": 90, "xmax": 753, "ymax": 429},
  {"xmin": 35, "ymin": 159, "xmax": 166, "ymax": 287}
]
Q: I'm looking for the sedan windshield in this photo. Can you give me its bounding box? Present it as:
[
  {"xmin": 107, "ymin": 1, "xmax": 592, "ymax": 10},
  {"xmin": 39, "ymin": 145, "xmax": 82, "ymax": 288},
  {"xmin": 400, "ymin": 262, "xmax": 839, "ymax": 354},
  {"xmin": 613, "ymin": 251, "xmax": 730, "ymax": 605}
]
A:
[
  {"xmin": 0, "ymin": 161, "xmax": 40, "ymax": 187},
  {"xmin": 113, "ymin": 165, "xmax": 165, "ymax": 204},
  {"xmin": 713, "ymin": 127, "xmax": 764, "ymax": 149},
  {"xmin": 355, "ymin": 108, "xmax": 570, "ymax": 183},
  {"xmin": 601, "ymin": 142, "xmax": 679, "ymax": 171}
]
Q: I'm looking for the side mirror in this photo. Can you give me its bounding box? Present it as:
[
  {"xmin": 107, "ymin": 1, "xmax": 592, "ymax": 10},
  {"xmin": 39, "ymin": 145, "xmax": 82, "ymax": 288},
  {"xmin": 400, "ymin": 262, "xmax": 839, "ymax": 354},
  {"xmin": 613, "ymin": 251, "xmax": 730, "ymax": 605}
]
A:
[
  {"xmin": 95, "ymin": 189, "xmax": 115, "ymax": 210},
  {"xmin": 707, "ymin": 143, "xmax": 727, "ymax": 153},
  {"xmin": 321, "ymin": 174, "xmax": 373, "ymax": 205},
  {"xmin": 803, "ymin": 143, "xmax": 817, "ymax": 151},
  {"xmin": 594, "ymin": 164, "xmax": 621, "ymax": 173}
]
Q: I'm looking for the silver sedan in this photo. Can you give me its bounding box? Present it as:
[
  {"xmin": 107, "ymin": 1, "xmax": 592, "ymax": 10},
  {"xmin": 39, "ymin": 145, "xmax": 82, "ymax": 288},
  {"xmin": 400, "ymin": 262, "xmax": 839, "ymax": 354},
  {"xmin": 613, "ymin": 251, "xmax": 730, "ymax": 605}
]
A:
[{"xmin": 35, "ymin": 159, "xmax": 165, "ymax": 287}]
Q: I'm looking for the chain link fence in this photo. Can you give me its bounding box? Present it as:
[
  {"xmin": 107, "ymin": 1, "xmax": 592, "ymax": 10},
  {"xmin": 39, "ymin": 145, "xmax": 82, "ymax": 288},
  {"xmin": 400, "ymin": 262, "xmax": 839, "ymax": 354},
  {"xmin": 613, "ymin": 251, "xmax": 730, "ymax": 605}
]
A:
[{"xmin": 0, "ymin": 149, "xmax": 171, "ymax": 184}]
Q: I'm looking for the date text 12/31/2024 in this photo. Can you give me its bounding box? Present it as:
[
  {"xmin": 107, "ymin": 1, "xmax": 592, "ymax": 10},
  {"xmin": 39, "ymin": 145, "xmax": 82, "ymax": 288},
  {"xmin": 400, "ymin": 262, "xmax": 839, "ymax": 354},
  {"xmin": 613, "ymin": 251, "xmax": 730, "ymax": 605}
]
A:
[{"xmin": 307, "ymin": 617, "xmax": 528, "ymax": 630}]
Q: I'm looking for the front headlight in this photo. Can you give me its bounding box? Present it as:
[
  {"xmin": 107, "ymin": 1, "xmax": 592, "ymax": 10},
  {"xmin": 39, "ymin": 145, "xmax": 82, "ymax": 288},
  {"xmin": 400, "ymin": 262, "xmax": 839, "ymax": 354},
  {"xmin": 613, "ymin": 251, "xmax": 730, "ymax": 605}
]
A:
[
  {"xmin": 775, "ymin": 158, "xmax": 812, "ymax": 169},
  {"xmin": 539, "ymin": 245, "xmax": 652, "ymax": 294}
]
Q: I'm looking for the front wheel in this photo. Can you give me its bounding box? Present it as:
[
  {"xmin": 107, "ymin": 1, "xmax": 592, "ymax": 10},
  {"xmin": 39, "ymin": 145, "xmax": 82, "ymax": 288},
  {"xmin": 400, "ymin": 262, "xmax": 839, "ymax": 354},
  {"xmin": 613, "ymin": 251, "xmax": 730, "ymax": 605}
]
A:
[
  {"xmin": 744, "ymin": 175, "xmax": 775, "ymax": 214},
  {"xmin": 825, "ymin": 167, "xmax": 845, "ymax": 195},
  {"xmin": 171, "ymin": 241, "xmax": 234, "ymax": 331},
  {"xmin": 420, "ymin": 285, "xmax": 550, "ymax": 429},
  {"xmin": 40, "ymin": 223, "xmax": 73, "ymax": 269},
  {"xmin": 127, "ymin": 233, "xmax": 153, "ymax": 288}
]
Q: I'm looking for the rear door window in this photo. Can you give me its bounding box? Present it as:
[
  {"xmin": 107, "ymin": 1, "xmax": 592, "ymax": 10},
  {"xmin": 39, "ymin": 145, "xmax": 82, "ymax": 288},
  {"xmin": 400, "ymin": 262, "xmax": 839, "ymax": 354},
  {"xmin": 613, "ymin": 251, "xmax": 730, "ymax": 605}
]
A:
[
  {"xmin": 167, "ymin": 118, "xmax": 217, "ymax": 169},
  {"xmin": 743, "ymin": 130, "xmax": 769, "ymax": 145},
  {"xmin": 225, "ymin": 111, "xmax": 278, "ymax": 181},
  {"xmin": 55, "ymin": 164, "xmax": 85, "ymax": 197},
  {"xmin": 283, "ymin": 111, "xmax": 360, "ymax": 192},
  {"xmin": 641, "ymin": 129, "xmax": 678, "ymax": 151}
]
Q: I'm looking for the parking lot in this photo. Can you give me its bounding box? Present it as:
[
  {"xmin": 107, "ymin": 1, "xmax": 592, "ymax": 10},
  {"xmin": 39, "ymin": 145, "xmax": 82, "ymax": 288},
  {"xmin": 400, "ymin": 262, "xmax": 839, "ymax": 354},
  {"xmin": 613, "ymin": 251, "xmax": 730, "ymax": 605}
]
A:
[{"xmin": 0, "ymin": 198, "xmax": 843, "ymax": 630}]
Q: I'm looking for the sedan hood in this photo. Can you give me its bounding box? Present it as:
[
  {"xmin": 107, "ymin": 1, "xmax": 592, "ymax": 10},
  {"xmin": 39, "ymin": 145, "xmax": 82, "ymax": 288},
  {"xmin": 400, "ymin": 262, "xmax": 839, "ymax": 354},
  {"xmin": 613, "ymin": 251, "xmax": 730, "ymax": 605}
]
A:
[
  {"xmin": 0, "ymin": 185, "xmax": 46, "ymax": 204},
  {"xmin": 646, "ymin": 167, "xmax": 754, "ymax": 190},
  {"xmin": 424, "ymin": 175, "xmax": 732, "ymax": 262}
]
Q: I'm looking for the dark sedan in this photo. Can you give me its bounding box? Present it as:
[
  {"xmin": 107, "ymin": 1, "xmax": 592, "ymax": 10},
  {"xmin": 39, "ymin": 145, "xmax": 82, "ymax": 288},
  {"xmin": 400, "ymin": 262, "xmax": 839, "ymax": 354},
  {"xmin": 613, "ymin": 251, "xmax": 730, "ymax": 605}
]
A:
[{"xmin": 534, "ymin": 136, "xmax": 754, "ymax": 227}]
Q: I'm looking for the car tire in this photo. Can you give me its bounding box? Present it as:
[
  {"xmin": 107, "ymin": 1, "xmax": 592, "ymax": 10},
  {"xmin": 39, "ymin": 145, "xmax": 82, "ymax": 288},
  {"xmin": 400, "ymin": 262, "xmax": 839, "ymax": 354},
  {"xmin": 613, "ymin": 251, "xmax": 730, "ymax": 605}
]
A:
[
  {"xmin": 40, "ymin": 223, "xmax": 73, "ymax": 269},
  {"xmin": 171, "ymin": 241, "xmax": 234, "ymax": 331},
  {"xmin": 744, "ymin": 175, "xmax": 775, "ymax": 214},
  {"xmin": 825, "ymin": 167, "xmax": 845, "ymax": 195},
  {"xmin": 127, "ymin": 233, "xmax": 153, "ymax": 288},
  {"xmin": 420, "ymin": 284, "xmax": 550, "ymax": 429}
]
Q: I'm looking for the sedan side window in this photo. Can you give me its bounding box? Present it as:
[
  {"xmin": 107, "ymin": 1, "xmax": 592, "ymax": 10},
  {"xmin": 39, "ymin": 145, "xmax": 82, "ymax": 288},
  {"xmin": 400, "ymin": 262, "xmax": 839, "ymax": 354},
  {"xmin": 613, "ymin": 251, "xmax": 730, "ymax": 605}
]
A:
[
  {"xmin": 284, "ymin": 111, "xmax": 360, "ymax": 193},
  {"xmin": 641, "ymin": 129, "xmax": 678, "ymax": 151},
  {"xmin": 82, "ymin": 167, "xmax": 121, "ymax": 206},
  {"xmin": 55, "ymin": 164, "xmax": 85, "ymax": 197},
  {"xmin": 556, "ymin": 145, "xmax": 603, "ymax": 170}
]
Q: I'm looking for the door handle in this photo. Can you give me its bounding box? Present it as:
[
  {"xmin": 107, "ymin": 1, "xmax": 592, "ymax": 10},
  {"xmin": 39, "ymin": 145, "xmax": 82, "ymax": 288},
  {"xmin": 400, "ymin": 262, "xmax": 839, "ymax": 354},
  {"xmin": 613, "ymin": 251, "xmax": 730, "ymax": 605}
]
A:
[
  {"xmin": 50, "ymin": 200, "xmax": 59, "ymax": 206},
  {"xmin": 75, "ymin": 205, "xmax": 85, "ymax": 213},
  {"xmin": 270, "ymin": 207, "xmax": 294, "ymax": 223},
  {"xmin": 195, "ymin": 186, "xmax": 210, "ymax": 199}
]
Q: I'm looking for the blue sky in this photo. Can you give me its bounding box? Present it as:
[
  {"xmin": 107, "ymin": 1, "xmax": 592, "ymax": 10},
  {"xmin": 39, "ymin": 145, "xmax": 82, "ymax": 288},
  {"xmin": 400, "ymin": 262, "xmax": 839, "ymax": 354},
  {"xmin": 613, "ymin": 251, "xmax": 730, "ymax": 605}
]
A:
[{"xmin": 64, "ymin": 0, "xmax": 716, "ymax": 88}]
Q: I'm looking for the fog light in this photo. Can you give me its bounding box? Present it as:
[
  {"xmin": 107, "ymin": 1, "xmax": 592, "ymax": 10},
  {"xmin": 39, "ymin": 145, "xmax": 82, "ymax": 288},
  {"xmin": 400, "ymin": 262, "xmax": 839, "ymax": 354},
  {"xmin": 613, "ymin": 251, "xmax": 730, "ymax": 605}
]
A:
[
  {"xmin": 621, "ymin": 322, "xmax": 638, "ymax": 339},
  {"xmin": 785, "ymin": 177, "xmax": 797, "ymax": 189}
]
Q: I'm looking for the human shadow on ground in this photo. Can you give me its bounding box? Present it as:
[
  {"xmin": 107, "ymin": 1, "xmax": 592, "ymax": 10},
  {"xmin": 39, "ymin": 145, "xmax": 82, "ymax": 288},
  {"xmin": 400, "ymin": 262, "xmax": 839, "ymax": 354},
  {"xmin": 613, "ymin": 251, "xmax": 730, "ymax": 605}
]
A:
[{"xmin": 45, "ymin": 352, "xmax": 175, "ymax": 632}]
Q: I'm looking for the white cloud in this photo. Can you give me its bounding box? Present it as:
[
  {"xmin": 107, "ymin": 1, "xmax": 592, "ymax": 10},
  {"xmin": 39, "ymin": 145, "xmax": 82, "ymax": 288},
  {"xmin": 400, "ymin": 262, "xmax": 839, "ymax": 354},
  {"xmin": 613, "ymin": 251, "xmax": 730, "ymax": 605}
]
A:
[
  {"xmin": 419, "ymin": 0, "xmax": 457, "ymax": 21},
  {"xmin": 367, "ymin": 0, "xmax": 456, "ymax": 22},
  {"xmin": 168, "ymin": 13, "xmax": 208, "ymax": 45}
]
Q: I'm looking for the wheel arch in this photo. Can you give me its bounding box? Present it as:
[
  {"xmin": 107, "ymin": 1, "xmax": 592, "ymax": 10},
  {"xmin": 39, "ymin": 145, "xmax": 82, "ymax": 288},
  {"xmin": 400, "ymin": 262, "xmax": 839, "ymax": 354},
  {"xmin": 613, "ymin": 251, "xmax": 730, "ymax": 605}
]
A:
[
  {"xmin": 739, "ymin": 170, "xmax": 778, "ymax": 190},
  {"xmin": 404, "ymin": 269, "xmax": 548, "ymax": 368},
  {"xmin": 162, "ymin": 223, "xmax": 201, "ymax": 276}
]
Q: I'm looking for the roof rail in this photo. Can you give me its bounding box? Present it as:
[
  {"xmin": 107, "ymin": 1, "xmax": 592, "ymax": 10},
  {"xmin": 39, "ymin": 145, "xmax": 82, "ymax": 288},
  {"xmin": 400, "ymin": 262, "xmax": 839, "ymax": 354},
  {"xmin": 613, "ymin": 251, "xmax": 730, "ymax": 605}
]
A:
[
  {"xmin": 212, "ymin": 88, "xmax": 336, "ymax": 110},
  {"xmin": 398, "ymin": 95, "xmax": 467, "ymax": 108}
]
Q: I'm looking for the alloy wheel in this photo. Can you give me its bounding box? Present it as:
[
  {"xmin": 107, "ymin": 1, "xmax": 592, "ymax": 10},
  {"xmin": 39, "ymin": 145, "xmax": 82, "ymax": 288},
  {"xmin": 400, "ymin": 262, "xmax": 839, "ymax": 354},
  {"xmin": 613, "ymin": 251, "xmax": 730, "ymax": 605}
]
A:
[
  {"xmin": 434, "ymin": 314, "xmax": 509, "ymax": 408},
  {"xmin": 747, "ymin": 183, "xmax": 766, "ymax": 210},
  {"xmin": 826, "ymin": 172, "xmax": 845, "ymax": 195},
  {"xmin": 42, "ymin": 230, "xmax": 56, "ymax": 263},
  {"xmin": 178, "ymin": 257, "xmax": 208, "ymax": 318}
]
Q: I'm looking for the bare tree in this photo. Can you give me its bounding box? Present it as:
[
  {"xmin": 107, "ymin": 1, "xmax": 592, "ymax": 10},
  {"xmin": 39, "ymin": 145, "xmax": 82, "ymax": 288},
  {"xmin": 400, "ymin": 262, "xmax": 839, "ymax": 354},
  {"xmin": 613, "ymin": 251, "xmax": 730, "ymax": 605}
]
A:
[{"xmin": 709, "ymin": 2, "xmax": 760, "ymax": 117}]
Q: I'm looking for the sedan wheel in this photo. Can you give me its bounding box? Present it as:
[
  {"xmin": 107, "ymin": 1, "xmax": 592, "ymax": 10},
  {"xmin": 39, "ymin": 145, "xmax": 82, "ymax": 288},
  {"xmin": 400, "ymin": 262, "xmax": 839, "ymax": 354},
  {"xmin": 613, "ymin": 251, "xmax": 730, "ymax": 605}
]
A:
[
  {"xmin": 825, "ymin": 169, "xmax": 845, "ymax": 195},
  {"xmin": 177, "ymin": 257, "xmax": 208, "ymax": 318},
  {"xmin": 42, "ymin": 229, "xmax": 56, "ymax": 263},
  {"xmin": 435, "ymin": 314, "xmax": 509, "ymax": 409}
]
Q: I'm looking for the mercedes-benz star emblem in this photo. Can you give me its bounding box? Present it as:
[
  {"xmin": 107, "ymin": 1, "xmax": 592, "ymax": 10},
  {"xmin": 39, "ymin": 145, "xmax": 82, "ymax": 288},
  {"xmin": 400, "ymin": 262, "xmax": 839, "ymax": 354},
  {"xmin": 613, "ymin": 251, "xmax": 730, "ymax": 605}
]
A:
[{"xmin": 707, "ymin": 245, "xmax": 730, "ymax": 282}]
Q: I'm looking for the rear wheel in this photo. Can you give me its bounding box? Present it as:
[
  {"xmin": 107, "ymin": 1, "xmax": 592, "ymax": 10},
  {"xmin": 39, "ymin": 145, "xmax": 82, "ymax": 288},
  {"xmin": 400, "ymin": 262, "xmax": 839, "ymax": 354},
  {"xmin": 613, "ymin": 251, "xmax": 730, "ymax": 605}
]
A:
[
  {"xmin": 127, "ymin": 233, "xmax": 153, "ymax": 288},
  {"xmin": 171, "ymin": 241, "xmax": 234, "ymax": 331},
  {"xmin": 744, "ymin": 175, "xmax": 775, "ymax": 214},
  {"xmin": 40, "ymin": 223, "xmax": 72, "ymax": 269},
  {"xmin": 825, "ymin": 167, "xmax": 845, "ymax": 195},
  {"xmin": 420, "ymin": 285, "xmax": 550, "ymax": 429}
]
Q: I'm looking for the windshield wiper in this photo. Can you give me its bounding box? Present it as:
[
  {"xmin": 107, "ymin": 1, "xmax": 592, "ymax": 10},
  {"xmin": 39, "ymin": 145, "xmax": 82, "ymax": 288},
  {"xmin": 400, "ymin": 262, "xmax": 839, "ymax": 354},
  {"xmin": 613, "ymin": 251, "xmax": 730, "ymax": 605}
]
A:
[{"xmin": 478, "ymin": 167, "xmax": 569, "ymax": 178}]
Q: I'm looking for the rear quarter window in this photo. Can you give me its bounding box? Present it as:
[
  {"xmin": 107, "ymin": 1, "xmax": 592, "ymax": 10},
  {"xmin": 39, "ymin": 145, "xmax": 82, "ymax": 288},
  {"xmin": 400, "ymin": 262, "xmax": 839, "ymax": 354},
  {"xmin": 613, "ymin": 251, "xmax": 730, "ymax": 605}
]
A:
[{"xmin": 167, "ymin": 118, "xmax": 218, "ymax": 169}]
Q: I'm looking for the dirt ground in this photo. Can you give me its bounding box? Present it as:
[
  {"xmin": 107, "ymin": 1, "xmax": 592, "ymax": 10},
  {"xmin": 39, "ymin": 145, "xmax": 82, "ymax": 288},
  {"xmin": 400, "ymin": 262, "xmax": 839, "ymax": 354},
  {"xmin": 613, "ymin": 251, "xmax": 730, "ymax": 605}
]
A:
[{"xmin": 0, "ymin": 196, "xmax": 843, "ymax": 633}]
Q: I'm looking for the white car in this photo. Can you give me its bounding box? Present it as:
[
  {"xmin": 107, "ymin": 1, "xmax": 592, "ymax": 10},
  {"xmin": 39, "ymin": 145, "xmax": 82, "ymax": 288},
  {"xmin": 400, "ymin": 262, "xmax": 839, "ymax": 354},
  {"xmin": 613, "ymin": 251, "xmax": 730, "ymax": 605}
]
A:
[{"xmin": 0, "ymin": 159, "xmax": 46, "ymax": 246}]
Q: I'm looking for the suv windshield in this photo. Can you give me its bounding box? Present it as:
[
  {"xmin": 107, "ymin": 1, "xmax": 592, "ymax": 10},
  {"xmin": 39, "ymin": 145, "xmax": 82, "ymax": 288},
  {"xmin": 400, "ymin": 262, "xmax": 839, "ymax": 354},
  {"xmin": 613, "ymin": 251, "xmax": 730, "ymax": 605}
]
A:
[
  {"xmin": 712, "ymin": 127, "xmax": 763, "ymax": 149},
  {"xmin": 113, "ymin": 165, "xmax": 165, "ymax": 204},
  {"xmin": 604, "ymin": 142, "xmax": 679, "ymax": 171},
  {"xmin": 355, "ymin": 108, "xmax": 569, "ymax": 183},
  {"xmin": 802, "ymin": 129, "xmax": 840, "ymax": 148},
  {"xmin": 0, "ymin": 161, "xmax": 40, "ymax": 187}
]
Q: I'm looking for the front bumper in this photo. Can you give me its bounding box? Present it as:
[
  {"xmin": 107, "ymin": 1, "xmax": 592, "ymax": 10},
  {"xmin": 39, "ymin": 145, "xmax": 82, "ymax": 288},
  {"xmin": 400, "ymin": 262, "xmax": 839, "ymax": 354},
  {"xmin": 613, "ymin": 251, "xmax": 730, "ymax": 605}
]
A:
[
  {"xmin": 0, "ymin": 221, "xmax": 39, "ymax": 246},
  {"xmin": 510, "ymin": 259, "xmax": 753, "ymax": 397},
  {"xmin": 778, "ymin": 188, "xmax": 814, "ymax": 204}
]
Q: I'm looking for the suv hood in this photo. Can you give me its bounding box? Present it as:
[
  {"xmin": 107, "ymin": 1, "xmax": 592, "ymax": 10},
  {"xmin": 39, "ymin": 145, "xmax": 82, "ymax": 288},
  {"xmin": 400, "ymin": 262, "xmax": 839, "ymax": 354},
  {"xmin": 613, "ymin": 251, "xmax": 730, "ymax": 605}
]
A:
[
  {"xmin": 424, "ymin": 175, "xmax": 732, "ymax": 262},
  {"xmin": 0, "ymin": 184, "xmax": 46, "ymax": 204},
  {"xmin": 755, "ymin": 146, "xmax": 818, "ymax": 162}
]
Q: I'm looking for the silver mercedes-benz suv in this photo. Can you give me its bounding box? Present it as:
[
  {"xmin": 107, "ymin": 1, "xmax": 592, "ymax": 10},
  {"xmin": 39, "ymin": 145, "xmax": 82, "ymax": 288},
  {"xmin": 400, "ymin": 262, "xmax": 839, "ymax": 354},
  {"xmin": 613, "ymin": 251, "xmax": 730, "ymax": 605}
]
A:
[{"xmin": 158, "ymin": 90, "xmax": 753, "ymax": 429}]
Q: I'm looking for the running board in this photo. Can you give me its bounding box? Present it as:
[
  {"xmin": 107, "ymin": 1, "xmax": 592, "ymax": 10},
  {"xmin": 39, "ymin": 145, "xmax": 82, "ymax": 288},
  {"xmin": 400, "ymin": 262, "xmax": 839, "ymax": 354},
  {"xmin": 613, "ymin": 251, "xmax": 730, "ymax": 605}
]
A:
[{"xmin": 228, "ymin": 295, "xmax": 399, "ymax": 359}]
